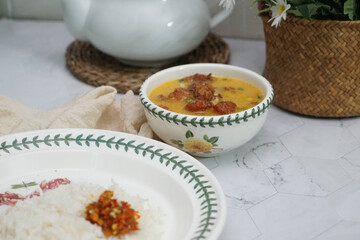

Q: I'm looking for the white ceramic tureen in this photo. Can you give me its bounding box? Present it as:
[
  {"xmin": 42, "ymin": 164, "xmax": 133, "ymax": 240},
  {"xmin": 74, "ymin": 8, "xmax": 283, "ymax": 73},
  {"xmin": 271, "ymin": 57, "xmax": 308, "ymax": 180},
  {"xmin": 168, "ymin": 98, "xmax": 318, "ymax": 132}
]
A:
[{"xmin": 61, "ymin": 0, "xmax": 232, "ymax": 67}]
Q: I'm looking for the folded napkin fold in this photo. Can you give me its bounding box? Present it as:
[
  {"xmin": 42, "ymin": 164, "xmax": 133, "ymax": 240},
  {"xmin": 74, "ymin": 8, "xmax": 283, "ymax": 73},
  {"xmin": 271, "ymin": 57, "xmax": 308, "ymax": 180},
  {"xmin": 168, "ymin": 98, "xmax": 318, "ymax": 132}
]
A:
[{"xmin": 0, "ymin": 86, "xmax": 153, "ymax": 138}]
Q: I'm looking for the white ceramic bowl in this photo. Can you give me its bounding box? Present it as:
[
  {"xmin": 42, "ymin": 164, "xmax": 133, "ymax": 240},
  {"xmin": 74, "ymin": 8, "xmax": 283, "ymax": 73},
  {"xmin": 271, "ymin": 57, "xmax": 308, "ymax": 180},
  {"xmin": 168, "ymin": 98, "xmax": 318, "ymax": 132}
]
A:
[{"xmin": 139, "ymin": 63, "xmax": 274, "ymax": 157}]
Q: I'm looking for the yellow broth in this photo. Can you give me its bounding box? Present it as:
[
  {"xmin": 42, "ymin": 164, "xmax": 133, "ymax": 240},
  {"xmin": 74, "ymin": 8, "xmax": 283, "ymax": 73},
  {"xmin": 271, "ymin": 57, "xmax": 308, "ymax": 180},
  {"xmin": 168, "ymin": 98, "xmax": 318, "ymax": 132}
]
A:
[{"xmin": 149, "ymin": 75, "xmax": 264, "ymax": 116}]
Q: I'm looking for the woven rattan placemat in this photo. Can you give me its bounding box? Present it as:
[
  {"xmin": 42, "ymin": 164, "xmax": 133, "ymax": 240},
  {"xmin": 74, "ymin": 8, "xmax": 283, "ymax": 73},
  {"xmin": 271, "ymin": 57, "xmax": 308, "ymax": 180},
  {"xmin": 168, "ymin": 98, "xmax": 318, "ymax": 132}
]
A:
[{"xmin": 65, "ymin": 33, "xmax": 230, "ymax": 94}]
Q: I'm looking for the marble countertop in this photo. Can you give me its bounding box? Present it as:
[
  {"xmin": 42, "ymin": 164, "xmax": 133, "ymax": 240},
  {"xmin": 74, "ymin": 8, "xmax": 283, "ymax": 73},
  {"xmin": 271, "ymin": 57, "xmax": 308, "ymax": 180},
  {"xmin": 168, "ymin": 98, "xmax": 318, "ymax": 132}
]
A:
[{"xmin": 1, "ymin": 19, "xmax": 360, "ymax": 240}]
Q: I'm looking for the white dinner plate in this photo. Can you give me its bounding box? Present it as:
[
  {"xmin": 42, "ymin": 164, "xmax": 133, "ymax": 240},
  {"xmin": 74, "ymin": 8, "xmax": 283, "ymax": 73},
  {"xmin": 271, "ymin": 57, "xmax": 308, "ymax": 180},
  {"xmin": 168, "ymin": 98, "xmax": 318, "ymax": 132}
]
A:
[{"xmin": 0, "ymin": 128, "xmax": 226, "ymax": 240}]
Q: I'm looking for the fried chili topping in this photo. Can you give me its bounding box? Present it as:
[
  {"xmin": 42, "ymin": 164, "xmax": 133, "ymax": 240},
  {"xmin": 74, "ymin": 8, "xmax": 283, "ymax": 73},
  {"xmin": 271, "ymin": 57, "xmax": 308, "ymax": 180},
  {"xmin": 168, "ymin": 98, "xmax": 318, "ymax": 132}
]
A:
[{"xmin": 85, "ymin": 190, "xmax": 140, "ymax": 237}]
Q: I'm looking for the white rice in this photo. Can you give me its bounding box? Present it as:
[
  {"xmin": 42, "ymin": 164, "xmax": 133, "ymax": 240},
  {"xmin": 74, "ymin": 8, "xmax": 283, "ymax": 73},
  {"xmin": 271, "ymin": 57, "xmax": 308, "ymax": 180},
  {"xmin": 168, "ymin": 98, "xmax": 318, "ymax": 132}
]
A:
[{"xmin": 0, "ymin": 182, "xmax": 165, "ymax": 240}]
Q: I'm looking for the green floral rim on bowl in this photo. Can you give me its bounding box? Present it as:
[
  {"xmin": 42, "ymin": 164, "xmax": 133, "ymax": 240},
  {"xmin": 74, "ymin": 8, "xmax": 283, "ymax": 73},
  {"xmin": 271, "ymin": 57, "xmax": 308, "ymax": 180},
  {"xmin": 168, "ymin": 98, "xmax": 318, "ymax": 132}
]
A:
[{"xmin": 139, "ymin": 93, "xmax": 274, "ymax": 128}]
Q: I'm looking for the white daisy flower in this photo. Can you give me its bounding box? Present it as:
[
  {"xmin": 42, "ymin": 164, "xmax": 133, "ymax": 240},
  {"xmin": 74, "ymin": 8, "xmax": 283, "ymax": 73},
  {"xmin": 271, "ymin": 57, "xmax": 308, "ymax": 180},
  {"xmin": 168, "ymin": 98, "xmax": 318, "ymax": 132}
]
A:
[
  {"xmin": 219, "ymin": 0, "xmax": 235, "ymax": 10},
  {"xmin": 268, "ymin": 0, "xmax": 291, "ymax": 28}
]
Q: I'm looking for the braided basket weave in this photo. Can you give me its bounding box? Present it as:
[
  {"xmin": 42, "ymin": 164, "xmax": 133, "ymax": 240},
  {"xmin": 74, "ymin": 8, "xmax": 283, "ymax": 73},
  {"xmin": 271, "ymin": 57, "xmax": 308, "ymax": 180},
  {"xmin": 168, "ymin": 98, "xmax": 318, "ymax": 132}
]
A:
[{"xmin": 260, "ymin": 4, "xmax": 360, "ymax": 117}]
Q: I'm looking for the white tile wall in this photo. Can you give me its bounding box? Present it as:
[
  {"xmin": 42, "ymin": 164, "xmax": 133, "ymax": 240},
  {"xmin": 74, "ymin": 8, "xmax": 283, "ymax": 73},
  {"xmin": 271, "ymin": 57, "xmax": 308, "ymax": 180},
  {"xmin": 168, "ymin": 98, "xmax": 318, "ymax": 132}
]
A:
[{"xmin": 0, "ymin": 0, "xmax": 264, "ymax": 39}]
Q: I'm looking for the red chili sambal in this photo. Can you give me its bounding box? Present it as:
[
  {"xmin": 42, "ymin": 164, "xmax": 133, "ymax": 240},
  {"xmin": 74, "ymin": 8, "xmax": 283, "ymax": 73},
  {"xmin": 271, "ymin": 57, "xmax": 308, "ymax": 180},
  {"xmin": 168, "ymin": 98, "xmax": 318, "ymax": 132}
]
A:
[{"xmin": 85, "ymin": 190, "xmax": 140, "ymax": 237}]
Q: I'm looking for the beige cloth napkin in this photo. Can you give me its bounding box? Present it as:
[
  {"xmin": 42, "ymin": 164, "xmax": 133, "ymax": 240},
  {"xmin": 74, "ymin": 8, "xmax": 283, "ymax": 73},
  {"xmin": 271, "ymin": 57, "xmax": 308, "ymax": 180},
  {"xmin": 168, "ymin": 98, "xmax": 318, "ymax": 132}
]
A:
[{"xmin": 0, "ymin": 86, "xmax": 153, "ymax": 138}]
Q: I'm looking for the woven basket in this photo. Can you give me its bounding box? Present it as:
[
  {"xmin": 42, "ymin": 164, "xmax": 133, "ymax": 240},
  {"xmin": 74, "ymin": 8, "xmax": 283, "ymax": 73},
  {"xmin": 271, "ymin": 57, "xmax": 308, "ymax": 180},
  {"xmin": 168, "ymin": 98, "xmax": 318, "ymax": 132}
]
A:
[{"xmin": 259, "ymin": 4, "xmax": 360, "ymax": 117}]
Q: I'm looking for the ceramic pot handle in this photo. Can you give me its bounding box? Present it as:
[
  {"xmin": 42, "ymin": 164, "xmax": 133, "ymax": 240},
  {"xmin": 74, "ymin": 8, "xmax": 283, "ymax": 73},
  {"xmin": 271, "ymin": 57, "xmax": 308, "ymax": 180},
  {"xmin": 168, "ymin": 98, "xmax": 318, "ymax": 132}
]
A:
[{"xmin": 210, "ymin": 5, "xmax": 233, "ymax": 28}]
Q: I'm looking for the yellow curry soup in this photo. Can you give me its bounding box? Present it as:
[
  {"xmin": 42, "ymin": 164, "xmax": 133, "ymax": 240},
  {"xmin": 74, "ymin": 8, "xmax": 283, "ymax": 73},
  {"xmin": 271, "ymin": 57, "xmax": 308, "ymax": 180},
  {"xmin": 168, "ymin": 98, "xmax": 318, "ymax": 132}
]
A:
[{"xmin": 149, "ymin": 74, "xmax": 264, "ymax": 116}]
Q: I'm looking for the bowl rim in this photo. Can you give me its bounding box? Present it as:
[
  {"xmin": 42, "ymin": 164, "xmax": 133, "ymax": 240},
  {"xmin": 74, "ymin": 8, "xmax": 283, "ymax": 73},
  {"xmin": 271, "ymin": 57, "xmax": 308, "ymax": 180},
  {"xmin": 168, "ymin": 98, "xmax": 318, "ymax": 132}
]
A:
[{"xmin": 139, "ymin": 63, "xmax": 274, "ymax": 128}]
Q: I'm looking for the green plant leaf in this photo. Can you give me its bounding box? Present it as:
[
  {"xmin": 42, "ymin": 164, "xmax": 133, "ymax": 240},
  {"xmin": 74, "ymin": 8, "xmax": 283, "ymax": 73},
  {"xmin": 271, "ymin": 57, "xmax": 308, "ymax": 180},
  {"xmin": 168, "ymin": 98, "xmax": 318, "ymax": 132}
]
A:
[
  {"xmin": 296, "ymin": 4, "xmax": 311, "ymax": 19},
  {"xmin": 344, "ymin": 0, "xmax": 355, "ymax": 20},
  {"xmin": 286, "ymin": 0, "xmax": 350, "ymax": 20}
]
